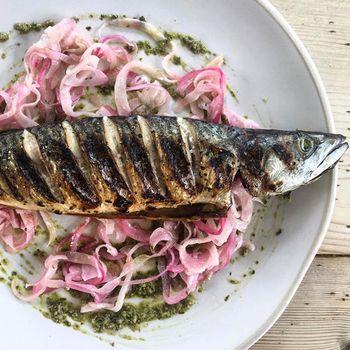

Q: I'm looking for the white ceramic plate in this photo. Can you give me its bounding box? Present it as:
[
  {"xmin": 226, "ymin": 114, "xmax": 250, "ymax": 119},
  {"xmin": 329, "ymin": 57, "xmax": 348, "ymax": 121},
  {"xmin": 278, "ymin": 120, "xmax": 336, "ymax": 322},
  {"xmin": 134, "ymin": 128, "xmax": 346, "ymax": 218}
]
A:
[{"xmin": 0, "ymin": 1, "xmax": 336, "ymax": 349}]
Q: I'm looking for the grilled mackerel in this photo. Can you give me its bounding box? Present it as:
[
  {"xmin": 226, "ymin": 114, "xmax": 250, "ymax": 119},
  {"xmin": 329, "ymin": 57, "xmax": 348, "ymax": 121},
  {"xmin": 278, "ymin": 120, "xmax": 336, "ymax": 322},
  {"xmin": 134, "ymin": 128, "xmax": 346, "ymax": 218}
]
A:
[{"xmin": 0, "ymin": 116, "xmax": 347, "ymax": 219}]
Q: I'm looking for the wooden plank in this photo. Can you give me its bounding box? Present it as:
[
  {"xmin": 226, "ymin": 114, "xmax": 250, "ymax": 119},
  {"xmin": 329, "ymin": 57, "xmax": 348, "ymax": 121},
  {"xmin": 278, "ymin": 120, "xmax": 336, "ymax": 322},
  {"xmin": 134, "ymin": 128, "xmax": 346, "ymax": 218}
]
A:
[
  {"xmin": 252, "ymin": 256, "xmax": 350, "ymax": 349},
  {"xmin": 269, "ymin": 0, "xmax": 350, "ymax": 255}
]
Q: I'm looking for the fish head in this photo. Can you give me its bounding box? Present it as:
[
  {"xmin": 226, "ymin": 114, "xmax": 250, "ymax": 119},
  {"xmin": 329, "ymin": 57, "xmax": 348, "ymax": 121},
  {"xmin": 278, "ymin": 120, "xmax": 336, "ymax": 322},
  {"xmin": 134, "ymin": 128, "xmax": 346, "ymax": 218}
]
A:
[{"xmin": 237, "ymin": 129, "xmax": 348, "ymax": 197}]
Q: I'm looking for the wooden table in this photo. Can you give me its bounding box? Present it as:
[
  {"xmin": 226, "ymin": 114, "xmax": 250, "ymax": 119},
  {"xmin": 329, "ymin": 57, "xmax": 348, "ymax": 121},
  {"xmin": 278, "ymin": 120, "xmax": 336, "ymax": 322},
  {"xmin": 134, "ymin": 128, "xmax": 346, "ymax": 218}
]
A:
[{"xmin": 252, "ymin": 1, "xmax": 350, "ymax": 348}]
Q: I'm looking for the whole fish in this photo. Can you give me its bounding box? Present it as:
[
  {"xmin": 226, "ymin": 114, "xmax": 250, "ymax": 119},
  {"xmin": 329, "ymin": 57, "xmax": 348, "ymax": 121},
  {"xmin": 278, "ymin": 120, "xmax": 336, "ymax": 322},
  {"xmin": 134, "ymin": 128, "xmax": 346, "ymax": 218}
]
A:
[{"xmin": 0, "ymin": 116, "xmax": 347, "ymax": 219}]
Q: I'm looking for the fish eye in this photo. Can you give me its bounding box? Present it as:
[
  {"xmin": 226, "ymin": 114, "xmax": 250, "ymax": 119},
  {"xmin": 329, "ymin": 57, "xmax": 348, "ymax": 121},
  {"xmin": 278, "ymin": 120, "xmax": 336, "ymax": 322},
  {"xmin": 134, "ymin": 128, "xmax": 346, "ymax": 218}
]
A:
[{"xmin": 298, "ymin": 136, "xmax": 314, "ymax": 155}]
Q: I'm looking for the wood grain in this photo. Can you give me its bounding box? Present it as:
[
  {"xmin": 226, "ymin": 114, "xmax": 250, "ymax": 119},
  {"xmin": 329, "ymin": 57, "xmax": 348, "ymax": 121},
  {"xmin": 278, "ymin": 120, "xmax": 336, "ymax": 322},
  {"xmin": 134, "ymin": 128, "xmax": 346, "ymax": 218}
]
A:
[
  {"xmin": 253, "ymin": 256, "xmax": 350, "ymax": 349},
  {"xmin": 269, "ymin": 0, "xmax": 350, "ymax": 255}
]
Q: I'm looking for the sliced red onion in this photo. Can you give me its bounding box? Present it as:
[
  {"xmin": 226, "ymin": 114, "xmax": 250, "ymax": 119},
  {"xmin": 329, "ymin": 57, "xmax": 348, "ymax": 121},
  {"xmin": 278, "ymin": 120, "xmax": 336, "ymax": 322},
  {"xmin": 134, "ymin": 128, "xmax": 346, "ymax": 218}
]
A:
[
  {"xmin": 175, "ymin": 67, "xmax": 225, "ymax": 123},
  {"xmin": 161, "ymin": 274, "xmax": 190, "ymax": 305},
  {"xmin": 70, "ymin": 218, "xmax": 91, "ymax": 251},
  {"xmin": 59, "ymin": 55, "xmax": 109, "ymax": 117},
  {"xmin": 39, "ymin": 212, "xmax": 57, "ymax": 246},
  {"xmin": 0, "ymin": 81, "xmax": 39, "ymax": 129},
  {"xmin": 114, "ymin": 61, "xmax": 173, "ymax": 115},
  {"xmin": 206, "ymin": 55, "xmax": 225, "ymax": 68},
  {"xmin": 224, "ymin": 108, "xmax": 260, "ymax": 129},
  {"xmin": 12, "ymin": 254, "xmax": 67, "ymax": 301},
  {"xmin": 0, "ymin": 208, "xmax": 38, "ymax": 253},
  {"xmin": 97, "ymin": 219, "xmax": 124, "ymax": 244},
  {"xmin": 37, "ymin": 18, "xmax": 93, "ymax": 54},
  {"xmin": 108, "ymin": 18, "xmax": 165, "ymax": 41},
  {"xmin": 178, "ymin": 236, "xmax": 219, "ymax": 275},
  {"xmin": 232, "ymin": 179, "xmax": 254, "ymax": 224},
  {"xmin": 241, "ymin": 239, "xmax": 256, "ymax": 252},
  {"xmin": 162, "ymin": 42, "xmax": 182, "ymax": 80},
  {"xmin": 117, "ymin": 219, "xmax": 150, "ymax": 242}
]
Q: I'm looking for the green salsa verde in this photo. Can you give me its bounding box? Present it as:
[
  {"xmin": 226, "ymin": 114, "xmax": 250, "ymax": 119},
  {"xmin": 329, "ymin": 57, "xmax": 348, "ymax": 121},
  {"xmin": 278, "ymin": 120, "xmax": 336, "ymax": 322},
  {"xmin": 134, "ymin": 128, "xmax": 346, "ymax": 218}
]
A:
[
  {"xmin": 34, "ymin": 270, "xmax": 195, "ymax": 334},
  {"xmin": 137, "ymin": 32, "xmax": 210, "ymax": 57},
  {"xmin": 41, "ymin": 293, "xmax": 194, "ymax": 334},
  {"xmin": 164, "ymin": 32, "xmax": 211, "ymax": 55},
  {"xmin": 171, "ymin": 55, "xmax": 187, "ymax": 70},
  {"xmin": 161, "ymin": 82, "xmax": 182, "ymax": 100},
  {"xmin": 0, "ymin": 32, "xmax": 9, "ymax": 42},
  {"xmin": 136, "ymin": 39, "xmax": 170, "ymax": 56},
  {"xmin": 13, "ymin": 20, "xmax": 55, "ymax": 34},
  {"xmin": 0, "ymin": 266, "xmax": 195, "ymax": 335}
]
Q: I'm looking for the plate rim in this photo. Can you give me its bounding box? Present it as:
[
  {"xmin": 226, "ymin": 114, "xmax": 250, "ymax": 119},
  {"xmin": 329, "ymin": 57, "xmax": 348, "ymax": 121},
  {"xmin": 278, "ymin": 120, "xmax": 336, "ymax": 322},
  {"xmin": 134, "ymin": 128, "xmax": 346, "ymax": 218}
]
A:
[{"xmin": 240, "ymin": 0, "xmax": 337, "ymax": 349}]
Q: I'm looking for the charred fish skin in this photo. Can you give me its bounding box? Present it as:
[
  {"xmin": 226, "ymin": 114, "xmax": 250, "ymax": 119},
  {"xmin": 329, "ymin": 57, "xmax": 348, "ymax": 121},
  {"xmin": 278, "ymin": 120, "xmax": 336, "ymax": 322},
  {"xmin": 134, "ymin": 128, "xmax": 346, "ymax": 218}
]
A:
[
  {"xmin": 0, "ymin": 116, "xmax": 237, "ymax": 219},
  {"xmin": 145, "ymin": 116, "xmax": 197, "ymax": 200},
  {"xmin": 0, "ymin": 129, "xmax": 56, "ymax": 205},
  {"xmin": 70, "ymin": 118, "xmax": 132, "ymax": 211},
  {"xmin": 30, "ymin": 124, "xmax": 101, "ymax": 211},
  {"xmin": 144, "ymin": 116, "xmax": 238, "ymax": 209},
  {"xmin": 111, "ymin": 117, "xmax": 166, "ymax": 203},
  {"xmin": 190, "ymin": 119, "xmax": 240, "ymax": 191},
  {"xmin": 0, "ymin": 116, "xmax": 346, "ymax": 219}
]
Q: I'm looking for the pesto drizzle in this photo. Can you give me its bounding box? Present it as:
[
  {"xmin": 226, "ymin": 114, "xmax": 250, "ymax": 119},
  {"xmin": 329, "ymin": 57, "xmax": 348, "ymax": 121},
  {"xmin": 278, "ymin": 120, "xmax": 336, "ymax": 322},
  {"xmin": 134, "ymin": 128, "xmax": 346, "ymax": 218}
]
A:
[
  {"xmin": 0, "ymin": 32, "xmax": 9, "ymax": 42},
  {"xmin": 164, "ymin": 32, "xmax": 211, "ymax": 55},
  {"xmin": 13, "ymin": 19, "xmax": 55, "ymax": 34},
  {"xmin": 136, "ymin": 32, "xmax": 211, "ymax": 56},
  {"xmin": 41, "ymin": 293, "xmax": 194, "ymax": 334},
  {"xmin": 34, "ymin": 270, "xmax": 195, "ymax": 334},
  {"xmin": 136, "ymin": 39, "xmax": 170, "ymax": 56}
]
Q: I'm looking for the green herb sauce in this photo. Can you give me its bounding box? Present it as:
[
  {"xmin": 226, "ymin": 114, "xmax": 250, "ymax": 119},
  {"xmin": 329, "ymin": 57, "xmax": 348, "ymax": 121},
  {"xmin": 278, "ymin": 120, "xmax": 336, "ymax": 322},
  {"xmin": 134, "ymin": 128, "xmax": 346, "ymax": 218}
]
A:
[
  {"xmin": 5, "ymin": 72, "xmax": 24, "ymax": 87},
  {"xmin": 0, "ymin": 32, "xmax": 9, "ymax": 42},
  {"xmin": 171, "ymin": 55, "xmax": 187, "ymax": 69},
  {"xmin": 240, "ymin": 247, "xmax": 250, "ymax": 256},
  {"xmin": 73, "ymin": 102, "xmax": 85, "ymax": 112},
  {"xmin": 275, "ymin": 228, "xmax": 282, "ymax": 236},
  {"xmin": 35, "ymin": 225, "xmax": 49, "ymax": 237},
  {"xmin": 247, "ymin": 268, "xmax": 255, "ymax": 276},
  {"xmin": 99, "ymin": 14, "xmax": 126, "ymax": 21},
  {"xmin": 127, "ymin": 278, "xmax": 162, "ymax": 298},
  {"xmin": 33, "ymin": 249, "xmax": 46, "ymax": 258},
  {"xmin": 18, "ymin": 254, "xmax": 35, "ymax": 271},
  {"xmin": 42, "ymin": 293, "xmax": 194, "ymax": 334},
  {"xmin": 164, "ymin": 31, "xmax": 211, "ymax": 55},
  {"xmin": 68, "ymin": 289, "xmax": 94, "ymax": 303},
  {"xmin": 13, "ymin": 19, "xmax": 55, "ymax": 34},
  {"xmin": 137, "ymin": 32, "xmax": 210, "ymax": 57},
  {"xmin": 137, "ymin": 39, "xmax": 171, "ymax": 56},
  {"xmin": 226, "ymin": 84, "xmax": 239, "ymax": 102},
  {"xmin": 9, "ymin": 271, "xmax": 27, "ymax": 285},
  {"xmin": 229, "ymin": 279, "xmax": 240, "ymax": 285},
  {"xmin": 161, "ymin": 82, "xmax": 181, "ymax": 100},
  {"xmin": 96, "ymin": 85, "xmax": 114, "ymax": 96},
  {"xmin": 34, "ymin": 269, "xmax": 195, "ymax": 334}
]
